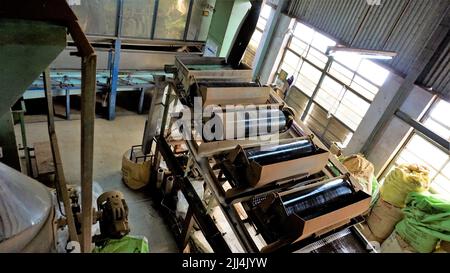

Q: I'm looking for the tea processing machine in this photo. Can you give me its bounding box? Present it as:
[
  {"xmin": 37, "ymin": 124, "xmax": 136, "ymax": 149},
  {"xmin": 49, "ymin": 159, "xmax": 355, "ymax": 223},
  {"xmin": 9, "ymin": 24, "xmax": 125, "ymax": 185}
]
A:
[
  {"xmin": 143, "ymin": 50, "xmax": 375, "ymax": 253},
  {"xmin": 136, "ymin": 0, "xmax": 375, "ymax": 253}
]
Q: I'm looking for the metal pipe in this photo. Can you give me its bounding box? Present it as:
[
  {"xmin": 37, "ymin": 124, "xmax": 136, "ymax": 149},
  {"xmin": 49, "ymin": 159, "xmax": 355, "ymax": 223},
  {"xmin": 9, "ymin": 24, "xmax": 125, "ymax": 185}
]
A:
[
  {"xmin": 107, "ymin": 38, "xmax": 121, "ymax": 120},
  {"xmin": 156, "ymin": 167, "xmax": 165, "ymax": 189},
  {"xmin": 183, "ymin": 0, "xmax": 195, "ymax": 41},
  {"xmin": 165, "ymin": 175, "xmax": 174, "ymax": 194},
  {"xmin": 150, "ymin": 0, "xmax": 159, "ymax": 39}
]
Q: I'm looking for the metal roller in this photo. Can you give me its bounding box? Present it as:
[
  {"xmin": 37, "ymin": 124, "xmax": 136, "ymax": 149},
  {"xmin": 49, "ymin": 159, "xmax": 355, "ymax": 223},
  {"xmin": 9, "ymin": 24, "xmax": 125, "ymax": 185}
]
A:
[
  {"xmin": 282, "ymin": 179, "xmax": 353, "ymax": 219},
  {"xmin": 203, "ymin": 106, "xmax": 294, "ymax": 141},
  {"xmin": 246, "ymin": 138, "xmax": 316, "ymax": 165}
]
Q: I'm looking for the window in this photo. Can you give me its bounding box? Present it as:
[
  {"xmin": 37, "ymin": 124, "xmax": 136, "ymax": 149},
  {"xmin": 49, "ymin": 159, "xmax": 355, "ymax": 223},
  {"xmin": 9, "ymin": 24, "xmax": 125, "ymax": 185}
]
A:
[
  {"xmin": 71, "ymin": 0, "xmax": 208, "ymax": 42},
  {"xmin": 386, "ymin": 99, "xmax": 450, "ymax": 198},
  {"xmin": 154, "ymin": 0, "xmax": 190, "ymax": 40},
  {"xmin": 242, "ymin": 4, "xmax": 273, "ymax": 66},
  {"xmin": 295, "ymin": 62, "xmax": 322, "ymax": 97},
  {"xmin": 423, "ymin": 99, "xmax": 450, "ymax": 141},
  {"xmin": 186, "ymin": 0, "xmax": 210, "ymax": 41},
  {"xmin": 391, "ymin": 134, "xmax": 450, "ymax": 197},
  {"xmin": 122, "ymin": 0, "xmax": 155, "ymax": 38},
  {"xmin": 279, "ymin": 22, "xmax": 390, "ymax": 146},
  {"xmin": 71, "ymin": 0, "xmax": 119, "ymax": 36}
]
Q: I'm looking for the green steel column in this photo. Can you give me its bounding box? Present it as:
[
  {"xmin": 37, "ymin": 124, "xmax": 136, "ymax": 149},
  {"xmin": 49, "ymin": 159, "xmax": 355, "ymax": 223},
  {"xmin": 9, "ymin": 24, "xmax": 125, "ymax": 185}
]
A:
[{"xmin": 0, "ymin": 112, "xmax": 21, "ymax": 171}]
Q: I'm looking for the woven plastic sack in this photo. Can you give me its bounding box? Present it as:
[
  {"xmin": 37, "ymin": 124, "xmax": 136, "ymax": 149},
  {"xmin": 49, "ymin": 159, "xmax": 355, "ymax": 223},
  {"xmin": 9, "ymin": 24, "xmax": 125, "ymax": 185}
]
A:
[
  {"xmin": 342, "ymin": 155, "xmax": 374, "ymax": 191},
  {"xmin": 93, "ymin": 235, "xmax": 149, "ymax": 253},
  {"xmin": 381, "ymin": 231, "xmax": 416, "ymax": 253},
  {"xmin": 342, "ymin": 154, "xmax": 374, "ymax": 194},
  {"xmin": 395, "ymin": 219, "xmax": 439, "ymax": 253},
  {"xmin": 380, "ymin": 164, "xmax": 430, "ymax": 207},
  {"xmin": 121, "ymin": 149, "xmax": 151, "ymax": 190},
  {"xmin": 367, "ymin": 199, "xmax": 403, "ymax": 240},
  {"xmin": 395, "ymin": 192, "xmax": 450, "ymax": 253}
]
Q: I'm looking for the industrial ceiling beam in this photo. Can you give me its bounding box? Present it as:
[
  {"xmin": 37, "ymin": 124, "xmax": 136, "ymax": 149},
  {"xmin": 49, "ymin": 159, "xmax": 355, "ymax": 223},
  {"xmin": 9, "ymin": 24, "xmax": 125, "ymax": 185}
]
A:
[{"xmin": 360, "ymin": 5, "xmax": 450, "ymax": 156}]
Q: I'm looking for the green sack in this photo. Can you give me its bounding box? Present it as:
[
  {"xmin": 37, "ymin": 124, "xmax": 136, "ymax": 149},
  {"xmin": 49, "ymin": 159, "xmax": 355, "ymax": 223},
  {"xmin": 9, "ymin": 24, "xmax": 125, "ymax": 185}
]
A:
[
  {"xmin": 396, "ymin": 219, "xmax": 439, "ymax": 253},
  {"xmin": 93, "ymin": 235, "xmax": 149, "ymax": 253},
  {"xmin": 395, "ymin": 192, "xmax": 450, "ymax": 253}
]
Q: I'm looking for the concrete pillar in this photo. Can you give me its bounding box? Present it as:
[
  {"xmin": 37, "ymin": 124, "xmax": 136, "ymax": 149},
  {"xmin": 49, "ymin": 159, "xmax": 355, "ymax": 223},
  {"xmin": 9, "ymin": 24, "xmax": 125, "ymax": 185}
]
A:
[
  {"xmin": 258, "ymin": 14, "xmax": 292, "ymax": 84},
  {"xmin": 345, "ymin": 73, "xmax": 404, "ymax": 155},
  {"xmin": 345, "ymin": 80, "xmax": 434, "ymax": 175}
]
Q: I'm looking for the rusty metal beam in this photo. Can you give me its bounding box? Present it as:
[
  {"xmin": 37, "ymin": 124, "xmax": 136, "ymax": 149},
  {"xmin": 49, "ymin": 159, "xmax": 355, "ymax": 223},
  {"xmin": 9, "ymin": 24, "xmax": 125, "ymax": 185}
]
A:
[
  {"xmin": 43, "ymin": 68, "xmax": 79, "ymax": 243},
  {"xmin": 80, "ymin": 54, "xmax": 97, "ymax": 253}
]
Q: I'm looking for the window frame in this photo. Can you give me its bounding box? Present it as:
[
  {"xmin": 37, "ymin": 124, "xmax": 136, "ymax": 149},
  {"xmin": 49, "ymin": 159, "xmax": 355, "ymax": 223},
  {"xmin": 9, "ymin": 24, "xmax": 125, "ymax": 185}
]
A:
[
  {"xmin": 276, "ymin": 22, "xmax": 382, "ymax": 135},
  {"xmin": 379, "ymin": 97, "xmax": 450, "ymax": 197}
]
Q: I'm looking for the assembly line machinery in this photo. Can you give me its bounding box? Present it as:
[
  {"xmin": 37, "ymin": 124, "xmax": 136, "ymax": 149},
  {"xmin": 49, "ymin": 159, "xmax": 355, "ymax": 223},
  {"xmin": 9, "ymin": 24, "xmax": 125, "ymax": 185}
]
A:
[{"xmin": 143, "ymin": 53, "xmax": 376, "ymax": 253}]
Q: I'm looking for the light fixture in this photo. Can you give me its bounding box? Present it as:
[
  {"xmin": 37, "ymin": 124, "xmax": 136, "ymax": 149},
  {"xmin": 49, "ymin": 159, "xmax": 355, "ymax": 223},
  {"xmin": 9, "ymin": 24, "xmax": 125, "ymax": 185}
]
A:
[{"xmin": 326, "ymin": 46, "xmax": 397, "ymax": 60}]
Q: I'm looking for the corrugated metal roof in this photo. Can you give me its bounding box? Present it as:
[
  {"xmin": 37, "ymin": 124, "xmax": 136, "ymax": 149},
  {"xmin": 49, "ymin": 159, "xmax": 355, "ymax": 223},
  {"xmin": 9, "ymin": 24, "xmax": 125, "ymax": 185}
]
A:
[
  {"xmin": 420, "ymin": 36, "xmax": 450, "ymax": 100},
  {"xmin": 286, "ymin": 0, "xmax": 450, "ymax": 99}
]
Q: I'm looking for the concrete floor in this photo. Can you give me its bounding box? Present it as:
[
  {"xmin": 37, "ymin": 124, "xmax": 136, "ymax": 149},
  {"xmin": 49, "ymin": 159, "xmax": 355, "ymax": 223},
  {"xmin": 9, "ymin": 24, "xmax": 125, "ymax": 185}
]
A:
[{"xmin": 15, "ymin": 114, "xmax": 178, "ymax": 253}]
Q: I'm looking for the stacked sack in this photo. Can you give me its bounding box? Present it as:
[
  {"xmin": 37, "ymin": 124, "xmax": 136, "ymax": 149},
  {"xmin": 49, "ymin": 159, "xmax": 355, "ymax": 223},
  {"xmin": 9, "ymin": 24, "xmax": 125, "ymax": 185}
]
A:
[
  {"xmin": 341, "ymin": 154, "xmax": 375, "ymax": 195},
  {"xmin": 360, "ymin": 164, "xmax": 430, "ymax": 244},
  {"xmin": 392, "ymin": 192, "xmax": 450, "ymax": 253},
  {"xmin": 380, "ymin": 164, "xmax": 430, "ymax": 207}
]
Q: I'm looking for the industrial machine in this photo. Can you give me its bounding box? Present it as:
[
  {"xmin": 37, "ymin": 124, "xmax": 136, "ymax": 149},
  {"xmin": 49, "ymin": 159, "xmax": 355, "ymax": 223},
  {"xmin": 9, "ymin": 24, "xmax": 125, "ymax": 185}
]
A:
[
  {"xmin": 144, "ymin": 55, "xmax": 375, "ymax": 252},
  {"xmin": 144, "ymin": 58, "xmax": 375, "ymax": 253},
  {"xmin": 136, "ymin": 0, "xmax": 373, "ymax": 253}
]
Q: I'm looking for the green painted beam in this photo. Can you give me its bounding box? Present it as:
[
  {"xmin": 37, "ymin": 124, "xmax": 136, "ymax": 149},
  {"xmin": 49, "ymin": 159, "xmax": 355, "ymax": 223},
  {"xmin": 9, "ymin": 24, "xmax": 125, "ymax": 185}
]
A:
[{"xmin": 0, "ymin": 112, "xmax": 21, "ymax": 171}]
